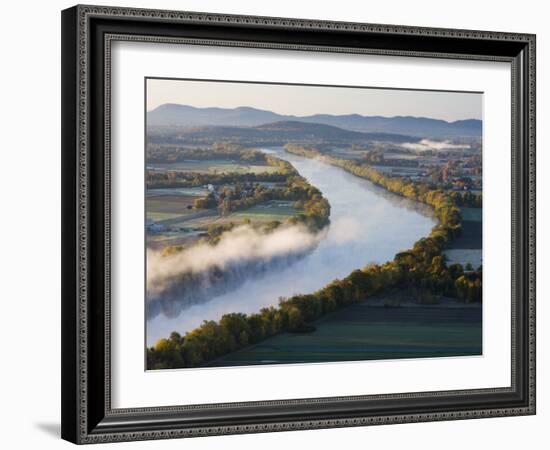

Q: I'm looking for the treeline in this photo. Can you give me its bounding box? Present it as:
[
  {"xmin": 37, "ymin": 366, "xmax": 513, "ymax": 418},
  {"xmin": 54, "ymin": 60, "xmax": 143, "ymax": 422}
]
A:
[
  {"xmin": 146, "ymin": 144, "xmax": 481, "ymax": 370},
  {"xmin": 147, "ymin": 154, "xmax": 295, "ymax": 189},
  {"xmin": 285, "ymin": 144, "xmax": 482, "ymax": 208},
  {"xmin": 206, "ymin": 175, "xmax": 330, "ymax": 231},
  {"xmin": 147, "ymin": 142, "xmax": 267, "ymax": 164},
  {"xmin": 284, "ymin": 144, "xmax": 482, "ymax": 209},
  {"xmin": 148, "ymin": 170, "xmax": 288, "ymax": 189}
]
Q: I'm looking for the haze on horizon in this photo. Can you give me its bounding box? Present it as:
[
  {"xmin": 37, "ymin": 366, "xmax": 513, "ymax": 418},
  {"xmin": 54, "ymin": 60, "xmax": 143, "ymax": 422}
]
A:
[{"xmin": 146, "ymin": 78, "xmax": 482, "ymax": 123}]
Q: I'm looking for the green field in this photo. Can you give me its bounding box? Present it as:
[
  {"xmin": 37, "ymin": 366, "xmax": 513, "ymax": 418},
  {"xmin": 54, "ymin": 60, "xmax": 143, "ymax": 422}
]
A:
[
  {"xmin": 146, "ymin": 193, "xmax": 197, "ymax": 221},
  {"xmin": 179, "ymin": 201, "xmax": 300, "ymax": 228},
  {"xmin": 442, "ymin": 207, "xmax": 482, "ymax": 250},
  {"xmin": 207, "ymin": 301, "xmax": 482, "ymax": 367},
  {"xmin": 327, "ymin": 148, "xmax": 367, "ymax": 160},
  {"xmin": 146, "ymin": 231, "xmax": 202, "ymax": 250},
  {"xmin": 233, "ymin": 201, "xmax": 299, "ymax": 219},
  {"xmin": 460, "ymin": 207, "xmax": 482, "ymax": 222},
  {"xmin": 147, "ymin": 211, "xmax": 184, "ymax": 221},
  {"xmin": 448, "ymin": 221, "xmax": 482, "ymax": 249},
  {"xmin": 148, "ymin": 159, "xmax": 280, "ymax": 175},
  {"xmin": 147, "ymin": 187, "xmax": 207, "ymax": 196},
  {"xmin": 209, "ymin": 163, "xmax": 280, "ymax": 175},
  {"xmin": 444, "ymin": 249, "xmax": 482, "ymax": 268}
]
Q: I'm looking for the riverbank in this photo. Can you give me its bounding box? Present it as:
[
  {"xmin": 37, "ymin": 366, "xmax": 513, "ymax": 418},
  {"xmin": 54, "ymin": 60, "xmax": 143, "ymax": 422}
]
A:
[{"xmin": 206, "ymin": 298, "xmax": 482, "ymax": 367}]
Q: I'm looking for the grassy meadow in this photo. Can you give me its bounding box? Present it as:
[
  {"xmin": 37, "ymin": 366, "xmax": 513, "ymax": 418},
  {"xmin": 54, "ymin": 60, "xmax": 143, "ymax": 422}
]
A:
[
  {"xmin": 148, "ymin": 159, "xmax": 281, "ymax": 175},
  {"xmin": 207, "ymin": 299, "xmax": 482, "ymax": 367}
]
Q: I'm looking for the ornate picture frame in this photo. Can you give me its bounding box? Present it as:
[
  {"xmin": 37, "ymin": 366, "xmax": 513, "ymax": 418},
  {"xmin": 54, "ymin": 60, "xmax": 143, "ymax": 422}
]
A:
[{"xmin": 61, "ymin": 4, "xmax": 536, "ymax": 444}]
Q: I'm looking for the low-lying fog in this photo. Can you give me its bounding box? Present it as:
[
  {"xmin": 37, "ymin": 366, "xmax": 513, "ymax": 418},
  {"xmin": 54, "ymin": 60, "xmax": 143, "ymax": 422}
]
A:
[
  {"xmin": 146, "ymin": 147, "xmax": 436, "ymax": 345},
  {"xmin": 147, "ymin": 224, "xmax": 326, "ymax": 319},
  {"xmin": 401, "ymin": 139, "xmax": 471, "ymax": 151}
]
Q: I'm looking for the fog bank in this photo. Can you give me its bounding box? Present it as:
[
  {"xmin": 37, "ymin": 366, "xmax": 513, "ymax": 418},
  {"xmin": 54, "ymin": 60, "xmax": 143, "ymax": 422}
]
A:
[
  {"xmin": 401, "ymin": 139, "xmax": 471, "ymax": 152},
  {"xmin": 147, "ymin": 224, "xmax": 326, "ymax": 318}
]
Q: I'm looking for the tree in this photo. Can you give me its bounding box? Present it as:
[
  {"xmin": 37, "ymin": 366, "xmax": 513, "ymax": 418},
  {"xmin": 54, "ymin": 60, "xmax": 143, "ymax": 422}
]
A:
[{"xmin": 286, "ymin": 306, "xmax": 303, "ymax": 331}]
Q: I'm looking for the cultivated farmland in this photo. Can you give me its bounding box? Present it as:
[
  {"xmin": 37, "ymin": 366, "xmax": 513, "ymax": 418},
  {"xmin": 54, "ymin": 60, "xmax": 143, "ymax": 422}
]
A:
[{"xmin": 207, "ymin": 299, "xmax": 482, "ymax": 367}]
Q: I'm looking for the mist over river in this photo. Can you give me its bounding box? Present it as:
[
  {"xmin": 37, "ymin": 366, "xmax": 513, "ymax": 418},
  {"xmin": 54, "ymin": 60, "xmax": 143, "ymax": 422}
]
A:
[{"xmin": 146, "ymin": 147, "xmax": 436, "ymax": 346}]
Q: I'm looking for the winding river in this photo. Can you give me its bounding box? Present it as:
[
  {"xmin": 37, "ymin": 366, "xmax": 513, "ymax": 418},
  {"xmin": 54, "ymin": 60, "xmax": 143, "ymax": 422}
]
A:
[{"xmin": 146, "ymin": 147, "xmax": 436, "ymax": 346}]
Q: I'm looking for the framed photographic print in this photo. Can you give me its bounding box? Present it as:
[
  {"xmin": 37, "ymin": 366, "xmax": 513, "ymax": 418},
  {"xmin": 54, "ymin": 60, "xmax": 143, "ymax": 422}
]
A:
[{"xmin": 61, "ymin": 4, "xmax": 536, "ymax": 444}]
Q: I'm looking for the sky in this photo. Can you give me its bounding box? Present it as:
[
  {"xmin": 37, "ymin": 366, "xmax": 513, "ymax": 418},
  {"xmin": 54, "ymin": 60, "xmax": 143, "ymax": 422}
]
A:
[{"xmin": 146, "ymin": 78, "xmax": 482, "ymax": 122}]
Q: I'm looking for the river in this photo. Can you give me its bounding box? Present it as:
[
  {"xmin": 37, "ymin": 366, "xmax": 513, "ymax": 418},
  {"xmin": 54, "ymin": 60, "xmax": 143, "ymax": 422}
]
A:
[{"xmin": 146, "ymin": 147, "xmax": 436, "ymax": 346}]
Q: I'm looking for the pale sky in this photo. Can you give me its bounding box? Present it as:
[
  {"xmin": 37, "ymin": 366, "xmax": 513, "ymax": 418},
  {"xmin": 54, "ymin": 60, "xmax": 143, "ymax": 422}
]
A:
[{"xmin": 146, "ymin": 78, "xmax": 482, "ymax": 122}]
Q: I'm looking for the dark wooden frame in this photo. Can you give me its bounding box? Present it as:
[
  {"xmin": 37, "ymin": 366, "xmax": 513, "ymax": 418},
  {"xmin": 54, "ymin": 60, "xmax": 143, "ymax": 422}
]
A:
[{"xmin": 61, "ymin": 4, "xmax": 536, "ymax": 444}]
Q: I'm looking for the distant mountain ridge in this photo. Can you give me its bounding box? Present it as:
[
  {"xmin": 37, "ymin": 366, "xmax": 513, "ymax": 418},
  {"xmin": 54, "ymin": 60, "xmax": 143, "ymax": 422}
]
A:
[
  {"xmin": 148, "ymin": 120, "xmax": 417, "ymax": 144},
  {"xmin": 148, "ymin": 104, "xmax": 482, "ymax": 138}
]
